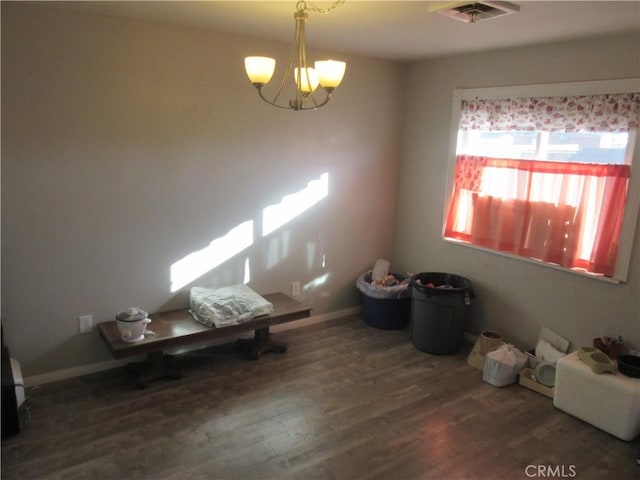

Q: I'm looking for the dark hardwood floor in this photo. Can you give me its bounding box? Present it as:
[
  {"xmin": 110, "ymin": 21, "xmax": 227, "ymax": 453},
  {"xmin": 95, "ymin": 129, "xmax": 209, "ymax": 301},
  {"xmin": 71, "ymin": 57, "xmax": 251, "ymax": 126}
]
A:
[{"xmin": 2, "ymin": 315, "xmax": 638, "ymax": 480}]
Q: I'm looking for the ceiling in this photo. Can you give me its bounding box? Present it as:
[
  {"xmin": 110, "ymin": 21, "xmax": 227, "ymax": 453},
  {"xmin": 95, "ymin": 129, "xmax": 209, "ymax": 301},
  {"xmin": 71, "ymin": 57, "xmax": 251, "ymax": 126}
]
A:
[{"xmin": 48, "ymin": 1, "xmax": 640, "ymax": 61}]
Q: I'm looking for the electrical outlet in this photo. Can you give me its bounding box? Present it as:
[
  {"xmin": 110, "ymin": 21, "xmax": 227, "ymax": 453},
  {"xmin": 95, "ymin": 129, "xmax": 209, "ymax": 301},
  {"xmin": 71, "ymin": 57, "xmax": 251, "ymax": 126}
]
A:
[
  {"xmin": 291, "ymin": 281, "xmax": 301, "ymax": 297},
  {"xmin": 78, "ymin": 314, "xmax": 93, "ymax": 333}
]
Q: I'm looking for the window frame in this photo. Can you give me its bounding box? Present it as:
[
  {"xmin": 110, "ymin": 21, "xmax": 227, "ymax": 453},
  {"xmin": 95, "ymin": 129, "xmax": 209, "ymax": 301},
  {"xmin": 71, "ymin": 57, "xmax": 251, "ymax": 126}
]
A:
[{"xmin": 443, "ymin": 78, "xmax": 640, "ymax": 283}]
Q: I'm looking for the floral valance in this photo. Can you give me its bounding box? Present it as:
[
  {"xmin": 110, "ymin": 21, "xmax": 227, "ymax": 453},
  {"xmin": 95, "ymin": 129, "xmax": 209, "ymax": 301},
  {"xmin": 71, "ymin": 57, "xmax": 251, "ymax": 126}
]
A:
[{"xmin": 460, "ymin": 92, "xmax": 640, "ymax": 132}]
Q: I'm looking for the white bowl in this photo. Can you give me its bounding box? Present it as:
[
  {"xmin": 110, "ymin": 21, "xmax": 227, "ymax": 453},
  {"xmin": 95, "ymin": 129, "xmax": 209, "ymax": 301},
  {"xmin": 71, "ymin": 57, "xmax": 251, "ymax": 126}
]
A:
[{"xmin": 535, "ymin": 362, "xmax": 556, "ymax": 387}]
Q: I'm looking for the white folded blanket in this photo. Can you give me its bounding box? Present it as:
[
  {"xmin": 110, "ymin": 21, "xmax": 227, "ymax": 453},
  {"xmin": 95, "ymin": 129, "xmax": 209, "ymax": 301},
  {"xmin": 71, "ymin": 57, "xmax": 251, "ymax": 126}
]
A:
[{"xmin": 189, "ymin": 284, "xmax": 274, "ymax": 328}]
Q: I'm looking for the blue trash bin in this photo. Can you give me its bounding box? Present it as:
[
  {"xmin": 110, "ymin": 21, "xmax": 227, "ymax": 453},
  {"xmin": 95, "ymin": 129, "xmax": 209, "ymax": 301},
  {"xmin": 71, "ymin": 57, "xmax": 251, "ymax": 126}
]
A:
[{"xmin": 356, "ymin": 271, "xmax": 411, "ymax": 330}]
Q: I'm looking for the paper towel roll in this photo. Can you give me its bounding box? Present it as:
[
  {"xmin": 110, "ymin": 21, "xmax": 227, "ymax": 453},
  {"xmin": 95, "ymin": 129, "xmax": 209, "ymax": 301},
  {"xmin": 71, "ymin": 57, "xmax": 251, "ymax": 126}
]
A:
[{"xmin": 372, "ymin": 259, "xmax": 390, "ymax": 282}]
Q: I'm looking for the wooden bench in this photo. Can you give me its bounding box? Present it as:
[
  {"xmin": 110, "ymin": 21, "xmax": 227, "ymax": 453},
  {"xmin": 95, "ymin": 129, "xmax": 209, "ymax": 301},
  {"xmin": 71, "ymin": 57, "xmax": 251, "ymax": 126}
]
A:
[{"xmin": 98, "ymin": 292, "xmax": 311, "ymax": 387}]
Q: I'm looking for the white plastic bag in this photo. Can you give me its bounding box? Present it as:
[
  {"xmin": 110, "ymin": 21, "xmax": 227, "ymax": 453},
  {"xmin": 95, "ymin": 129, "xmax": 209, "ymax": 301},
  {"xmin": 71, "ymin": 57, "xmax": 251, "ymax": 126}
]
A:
[
  {"xmin": 482, "ymin": 343, "xmax": 528, "ymax": 387},
  {"xmin": 190, "ymin": 285, "xmax": 274, "ymax": 328},
  {"xmin": 355, "ymin": 271, "xmax": 410, "ymax": 299}
]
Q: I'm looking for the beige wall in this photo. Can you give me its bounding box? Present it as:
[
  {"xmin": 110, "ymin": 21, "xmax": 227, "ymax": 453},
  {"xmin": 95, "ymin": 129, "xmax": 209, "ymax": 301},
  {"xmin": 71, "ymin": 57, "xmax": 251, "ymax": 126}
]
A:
[
  {"xmin": 1, "ymin": 3, "xmax": 404, "ymax": 376},
  {"xmin": 393, "ymin": 33, "xmax": 640, "ymax": 352}
]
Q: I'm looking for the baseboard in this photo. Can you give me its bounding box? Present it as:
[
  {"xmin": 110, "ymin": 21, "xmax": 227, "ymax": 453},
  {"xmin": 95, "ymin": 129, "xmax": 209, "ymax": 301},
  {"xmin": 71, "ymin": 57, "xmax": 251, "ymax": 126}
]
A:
[
  {"xmin": 271, "ymin": 305, "xmax": 362, "ymax": 332},
  {"xmin": 24, "ymin": 305, "xmax": 363, "ymax": 387},
  {"xmin": 24, "ymin": 358, "xmax": 135, "ymax": 387}
]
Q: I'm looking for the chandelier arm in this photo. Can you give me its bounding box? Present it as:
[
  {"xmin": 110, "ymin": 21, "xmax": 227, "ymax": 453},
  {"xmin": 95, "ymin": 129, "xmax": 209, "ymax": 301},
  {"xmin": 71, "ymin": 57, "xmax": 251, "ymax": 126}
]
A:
[
  {"xmin": 296, "ymin": 14, "xmax": 306, "ymax": 106},
  {"xmin": 271, "ymin": 63, "xmax": 288, "ymax": 106},
  {"xmin": 297, "ymin": 13, "xmax": 321, "ymax": 109},
  {"xmin": 255, "ymin": 86, "xmax": 297, "ymax": 110},
  {"xmin": 307, "ymin": 93, "xmax": 319, "ymax": 107},
  {"xmin": 296, "ymin": 90, "xmax": 332, "ymax": 110},
  {"xmin": 270, "ymin": 10, "xmax": 304, "ymax": 107},
  {"xmin": 255, "ymin": 83, "xmax": 333, "ymax": 111}
]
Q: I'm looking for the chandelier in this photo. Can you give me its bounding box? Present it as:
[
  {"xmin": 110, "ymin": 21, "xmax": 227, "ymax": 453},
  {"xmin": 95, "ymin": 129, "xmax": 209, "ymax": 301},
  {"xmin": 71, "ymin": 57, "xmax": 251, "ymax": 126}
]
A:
[{"xmin": 244, "ymin": 1, "xmax": 346, "ymax": 111}]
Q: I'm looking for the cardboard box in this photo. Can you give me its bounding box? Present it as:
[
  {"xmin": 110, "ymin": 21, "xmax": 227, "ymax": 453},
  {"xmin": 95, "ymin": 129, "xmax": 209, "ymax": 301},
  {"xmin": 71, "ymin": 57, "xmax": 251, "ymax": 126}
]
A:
[{"xmin": 519, "ymin": 367, "xmax": 554, "ymax": 399}]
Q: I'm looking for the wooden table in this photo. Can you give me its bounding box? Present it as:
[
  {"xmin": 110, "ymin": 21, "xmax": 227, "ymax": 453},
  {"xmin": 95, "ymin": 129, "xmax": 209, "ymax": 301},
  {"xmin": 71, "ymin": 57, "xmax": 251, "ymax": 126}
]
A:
[{"xmin": 98, "ymin": 292, "xmax": 311, "ymax": 387}]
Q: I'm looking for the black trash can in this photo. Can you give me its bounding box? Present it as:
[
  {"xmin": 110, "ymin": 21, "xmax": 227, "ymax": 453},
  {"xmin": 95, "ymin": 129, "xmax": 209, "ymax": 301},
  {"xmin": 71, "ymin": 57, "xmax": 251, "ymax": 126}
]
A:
[
  {"xmin": 410, "ymin": 272, "xmax": 474, "ymax": 354},
  {"xmin": 356, "ymin": 271, "xmax": 411, "ymax": 330}
]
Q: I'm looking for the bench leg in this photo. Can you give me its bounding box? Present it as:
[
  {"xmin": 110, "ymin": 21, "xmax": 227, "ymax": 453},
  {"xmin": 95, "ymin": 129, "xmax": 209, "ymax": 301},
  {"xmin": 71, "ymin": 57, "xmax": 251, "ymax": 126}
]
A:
[
  {"xmin": 126, "ymin": 351, "xmax": 183, "ymax": 388},
  {"xmin": 236, "ymin": 327, "xmax": 288, "ymax": 360}
]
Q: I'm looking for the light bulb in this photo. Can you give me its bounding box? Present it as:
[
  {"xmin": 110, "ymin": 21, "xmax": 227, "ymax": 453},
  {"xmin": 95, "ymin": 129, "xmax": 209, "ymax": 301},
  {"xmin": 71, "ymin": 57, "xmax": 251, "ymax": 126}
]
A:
[{"xmin": 294, "ymin": 67, "xmax": 320, "ymax": 93}]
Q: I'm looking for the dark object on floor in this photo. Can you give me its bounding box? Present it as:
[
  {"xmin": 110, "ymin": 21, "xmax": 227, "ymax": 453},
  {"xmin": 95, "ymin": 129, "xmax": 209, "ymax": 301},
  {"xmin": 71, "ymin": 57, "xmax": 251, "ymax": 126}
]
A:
[
  {"xmin": 618, "ymin": 354, "xmax": 640, "ymax": 378},
  {"xmin": 2, "ymin": 327, "xmax": 19, "ymax": 439},
  {"xmin": 409, "ymin": 272, "xmax": 474, "ymax": 355}
]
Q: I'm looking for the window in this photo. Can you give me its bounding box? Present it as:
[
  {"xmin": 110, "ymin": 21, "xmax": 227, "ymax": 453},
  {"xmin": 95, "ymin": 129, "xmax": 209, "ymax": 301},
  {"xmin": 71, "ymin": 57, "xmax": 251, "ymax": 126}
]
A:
[{"xmin": 443, "ymin": 79, "xmax": 640, "ymax": 282}]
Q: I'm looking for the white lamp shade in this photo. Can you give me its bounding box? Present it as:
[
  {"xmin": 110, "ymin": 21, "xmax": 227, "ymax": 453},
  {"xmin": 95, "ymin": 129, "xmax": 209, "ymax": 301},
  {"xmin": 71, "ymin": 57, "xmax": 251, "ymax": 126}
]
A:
[
  {"xmin": 293, "ymin": 67, "xmax": 319, "ymax": 93},
  {"xmin": 244, "ymin": 56, "xmax": 276, "ymax": 85},
  {"xmin": 315, "ymin": 60, "xmax": 346, "ymax": 89}
]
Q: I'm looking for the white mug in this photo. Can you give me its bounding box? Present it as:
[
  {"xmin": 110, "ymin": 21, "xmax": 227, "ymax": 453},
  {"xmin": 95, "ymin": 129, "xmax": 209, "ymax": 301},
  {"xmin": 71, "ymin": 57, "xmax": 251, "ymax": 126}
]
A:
[{"xmin": 117, "ymin": 318, "xmax": 150, "ymax": 343}]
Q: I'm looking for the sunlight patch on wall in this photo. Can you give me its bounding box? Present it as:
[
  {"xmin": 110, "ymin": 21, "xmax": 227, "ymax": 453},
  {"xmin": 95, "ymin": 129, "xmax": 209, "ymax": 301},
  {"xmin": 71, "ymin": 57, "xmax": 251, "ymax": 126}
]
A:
[
  {"xmin": 170, "ymin": 220, "xmax": 254, "ymax": 292},
  {"xmin": 262, "ymin": 173, "xmax": 329, "ymax": 237},
  {"xmin": 304, "ymin": 273, "xmax": 329, "ymax": 291},
  {"xmin": 170, "ymin": 173, "xmax": 329, "ymax": 292},
  {"xmin": 244, "ymin": 257, "xmax": 251, "ymax": 284}
]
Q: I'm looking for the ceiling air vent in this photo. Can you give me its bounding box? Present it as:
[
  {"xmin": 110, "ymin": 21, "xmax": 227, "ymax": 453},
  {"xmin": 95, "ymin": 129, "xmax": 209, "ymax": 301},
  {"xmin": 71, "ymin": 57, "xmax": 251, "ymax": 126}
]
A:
[{"xmin": 429, "ymin": 1, "xmax": 520, "ymax": 24}]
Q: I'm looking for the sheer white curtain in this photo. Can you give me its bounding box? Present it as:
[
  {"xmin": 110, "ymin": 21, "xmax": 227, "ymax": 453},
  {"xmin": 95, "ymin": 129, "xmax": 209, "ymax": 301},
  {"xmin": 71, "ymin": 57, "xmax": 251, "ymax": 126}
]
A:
[{"xmin": 445, "ymin": 92, "xmax": 638, "ymax": 276}]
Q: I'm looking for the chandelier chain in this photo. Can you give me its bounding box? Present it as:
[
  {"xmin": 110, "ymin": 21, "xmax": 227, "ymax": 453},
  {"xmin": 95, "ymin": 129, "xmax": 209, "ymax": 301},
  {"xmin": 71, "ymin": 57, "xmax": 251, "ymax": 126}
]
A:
[{"xmin": 300, "ymin": 0, "xmax": 345, "ymax": 15}]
